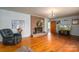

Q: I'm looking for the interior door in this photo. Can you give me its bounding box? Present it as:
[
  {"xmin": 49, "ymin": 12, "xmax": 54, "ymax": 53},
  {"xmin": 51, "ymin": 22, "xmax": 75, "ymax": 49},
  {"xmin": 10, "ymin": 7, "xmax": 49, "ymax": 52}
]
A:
[{"xmin": 50, "ymin": 21, "xmax": 56, "ymax": 34}]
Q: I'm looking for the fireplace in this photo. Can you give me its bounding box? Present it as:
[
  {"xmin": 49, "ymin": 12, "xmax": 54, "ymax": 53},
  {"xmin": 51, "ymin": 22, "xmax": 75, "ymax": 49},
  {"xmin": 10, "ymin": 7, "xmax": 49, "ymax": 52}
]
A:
[
  {"xmin": 33, "ymin": 19, "xmax": 44, "ymax": 34},
  {"xmin": 33, "ymin": 26, "xmax": 43, "ymax": 34},
  {"xmin": 31, "ymin": 16, "xmax": 45, "ymax": 36}
]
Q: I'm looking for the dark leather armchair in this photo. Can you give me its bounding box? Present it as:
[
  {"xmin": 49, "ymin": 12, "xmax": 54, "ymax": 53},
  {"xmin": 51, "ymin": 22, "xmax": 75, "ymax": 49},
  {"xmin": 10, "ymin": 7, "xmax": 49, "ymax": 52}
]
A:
[{"xmin": 0, "ymin": 29, "xmax": 22, "ymax": 45}]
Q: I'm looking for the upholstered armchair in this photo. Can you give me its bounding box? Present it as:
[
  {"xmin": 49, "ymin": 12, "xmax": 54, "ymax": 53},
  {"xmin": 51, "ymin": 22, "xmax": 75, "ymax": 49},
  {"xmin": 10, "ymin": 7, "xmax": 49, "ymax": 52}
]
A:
[{"xmin": 0, "ymin": 29, "xmax": 22, "ymax": 45}]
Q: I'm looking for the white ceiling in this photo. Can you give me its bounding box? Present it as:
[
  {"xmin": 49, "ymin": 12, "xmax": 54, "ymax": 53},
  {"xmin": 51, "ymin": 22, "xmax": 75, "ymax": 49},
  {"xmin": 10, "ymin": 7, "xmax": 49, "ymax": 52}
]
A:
[{"xmin": 0, "ymin": 7, "xmax": 79, "ymax": 18}]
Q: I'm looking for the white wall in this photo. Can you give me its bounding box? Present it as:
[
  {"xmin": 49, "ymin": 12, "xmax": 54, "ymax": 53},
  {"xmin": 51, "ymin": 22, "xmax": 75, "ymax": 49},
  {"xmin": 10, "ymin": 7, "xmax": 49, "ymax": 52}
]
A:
[
  {"xmin": 0, "ymin": 9, "xmax": 31, "ymax": 38},
  {"xmin": 55, "ymin": 15, "xmax": 79, "ymax": 36},
  {"xmin": 44, "ymin": 18, "xmax": 49, "ymax": 33},
  {"xmin": 71, "ymin": 25, "xmax": 79, "ymax": 36}
]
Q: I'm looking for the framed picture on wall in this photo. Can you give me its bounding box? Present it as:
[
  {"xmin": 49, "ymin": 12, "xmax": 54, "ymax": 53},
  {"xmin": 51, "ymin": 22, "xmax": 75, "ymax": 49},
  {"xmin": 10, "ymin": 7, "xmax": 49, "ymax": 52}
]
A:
[
  {"xmin": 72, "ymin": 19, "xmax": 79, "ymax": 25},
  {"xmin": 12, "ymin": 20, "xmax": 25, "ymax": 29}
]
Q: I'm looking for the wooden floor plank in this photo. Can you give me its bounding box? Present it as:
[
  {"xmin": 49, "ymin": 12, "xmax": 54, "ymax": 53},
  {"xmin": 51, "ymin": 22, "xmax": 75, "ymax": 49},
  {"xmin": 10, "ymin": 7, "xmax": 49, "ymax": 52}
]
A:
[{"xmin": 0, "ymin": 34, "xmax": 79, "ymax": 52}]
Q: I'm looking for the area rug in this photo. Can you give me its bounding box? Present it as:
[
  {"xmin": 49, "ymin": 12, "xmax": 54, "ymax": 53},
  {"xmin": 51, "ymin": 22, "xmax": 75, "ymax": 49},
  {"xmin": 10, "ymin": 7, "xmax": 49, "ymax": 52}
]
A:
[{"xmin": 16, "ymin": 46, "xmax": 32, "ymax": 52}]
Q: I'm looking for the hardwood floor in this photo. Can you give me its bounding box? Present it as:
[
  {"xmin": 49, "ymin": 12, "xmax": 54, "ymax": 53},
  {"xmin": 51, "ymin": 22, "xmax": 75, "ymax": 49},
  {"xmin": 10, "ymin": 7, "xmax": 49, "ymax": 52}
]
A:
[{"xmin": 0, "ymin": 33, "xmax": 79, "ymax": 52}]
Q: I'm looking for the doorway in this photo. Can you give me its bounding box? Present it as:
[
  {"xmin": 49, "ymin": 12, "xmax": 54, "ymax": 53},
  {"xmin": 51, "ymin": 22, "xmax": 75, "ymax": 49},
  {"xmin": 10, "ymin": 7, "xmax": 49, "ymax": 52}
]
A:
[
  {"xmin": 50, "ymin": 21, "xmax": 56, "ymax": 34},
  {"xmin": 48, "ymin": 20, "xmax": 51, "ymax": 33}
]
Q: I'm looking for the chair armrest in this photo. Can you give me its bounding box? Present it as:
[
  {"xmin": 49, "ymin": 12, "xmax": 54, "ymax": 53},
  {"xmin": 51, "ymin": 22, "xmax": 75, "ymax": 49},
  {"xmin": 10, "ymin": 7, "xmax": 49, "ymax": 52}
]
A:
[
  {"xmin": 14, "ymin": 33, "xmax": 21, "ymax": 37},
  {"xmin": 14, "ymin": 33, "xmax": 22, "ymax": 39}
]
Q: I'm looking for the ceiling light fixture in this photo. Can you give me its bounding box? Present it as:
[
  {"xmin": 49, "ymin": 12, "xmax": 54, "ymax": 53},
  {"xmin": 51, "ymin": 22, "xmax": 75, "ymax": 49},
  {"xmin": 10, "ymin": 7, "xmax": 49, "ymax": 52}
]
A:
[
  {"xmin": 51, "ymin": 10, "xmax": 55, "ymax": 18},
  {"xmin": 48, "ymin": 8, "xmax": 55, "ymax": 18}
]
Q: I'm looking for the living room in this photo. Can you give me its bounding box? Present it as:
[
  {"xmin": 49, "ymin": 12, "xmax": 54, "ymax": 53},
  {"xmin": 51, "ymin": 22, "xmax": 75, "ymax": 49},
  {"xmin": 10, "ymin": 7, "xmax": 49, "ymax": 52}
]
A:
[{"xmin": 0, "ymin": 7, "xmax": 79, "ymax": 52}]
